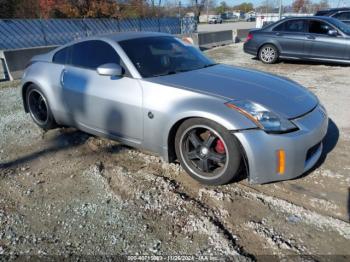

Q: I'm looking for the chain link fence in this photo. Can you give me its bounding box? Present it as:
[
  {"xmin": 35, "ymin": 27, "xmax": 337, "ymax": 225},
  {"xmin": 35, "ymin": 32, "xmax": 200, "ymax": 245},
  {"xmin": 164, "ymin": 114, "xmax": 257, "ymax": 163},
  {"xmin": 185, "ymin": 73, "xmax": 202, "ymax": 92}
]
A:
[{"xmin": 0, "ymin": 17, "xmax": 197, "ymax": 50}]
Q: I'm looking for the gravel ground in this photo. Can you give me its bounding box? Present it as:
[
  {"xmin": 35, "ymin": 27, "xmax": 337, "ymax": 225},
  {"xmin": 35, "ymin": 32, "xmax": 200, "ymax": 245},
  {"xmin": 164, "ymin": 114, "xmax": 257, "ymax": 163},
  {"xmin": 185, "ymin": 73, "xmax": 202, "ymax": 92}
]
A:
[{"xmin": 0, "ymin": 43, "xmax": 350, "ymax": 260}]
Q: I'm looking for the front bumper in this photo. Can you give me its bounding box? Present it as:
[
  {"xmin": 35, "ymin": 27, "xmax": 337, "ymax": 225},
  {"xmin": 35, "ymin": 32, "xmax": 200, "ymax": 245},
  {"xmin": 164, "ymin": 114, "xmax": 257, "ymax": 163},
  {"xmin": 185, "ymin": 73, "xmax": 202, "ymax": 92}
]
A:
[{"xmin": 234, "ymin": 105, "xmax": 328, "ymax": 184}]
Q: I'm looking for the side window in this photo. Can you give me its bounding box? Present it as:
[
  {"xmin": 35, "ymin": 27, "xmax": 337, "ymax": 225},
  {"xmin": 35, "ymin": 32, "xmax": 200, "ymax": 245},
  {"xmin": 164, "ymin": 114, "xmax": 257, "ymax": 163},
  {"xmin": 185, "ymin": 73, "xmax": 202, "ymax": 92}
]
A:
[
  {"xmin": 273, "ymin": 22, "xmax": 285, "ymax": 31},
  {"xmin": 309, "ymin": 20, "xmax": 333, "ymax": 35},
  {"xmin": 71, "ymin": 40, "xmax": 120, "ymax": 70},
  {"xmin": 273, "ymin": 20, "xmax": 306, "ymax": 32},
  {"xmin": 53, "ymin": 46, "xmax": 70, "ymax": 64},
  {"xmin": 333, "ymin": 12, "xmax": 350, "ymax": 20}
]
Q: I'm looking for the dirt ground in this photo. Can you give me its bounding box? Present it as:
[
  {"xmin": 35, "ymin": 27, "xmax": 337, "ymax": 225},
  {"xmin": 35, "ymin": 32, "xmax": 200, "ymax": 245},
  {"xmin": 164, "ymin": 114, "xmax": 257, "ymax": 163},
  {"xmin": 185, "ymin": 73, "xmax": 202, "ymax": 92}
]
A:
[{"xmin": 0, "ymin": 43, "xmax": 349, "ymax": 260}]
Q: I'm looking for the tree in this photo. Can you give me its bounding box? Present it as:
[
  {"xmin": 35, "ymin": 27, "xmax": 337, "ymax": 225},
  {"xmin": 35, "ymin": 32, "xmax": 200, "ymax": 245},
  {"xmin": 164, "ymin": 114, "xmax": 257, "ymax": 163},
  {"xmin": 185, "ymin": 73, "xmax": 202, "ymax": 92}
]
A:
[
  {"xmin": 52, "ymin": 0, "xmax": 123, "ymax": 18},
  {"xmin": 0, "ymin": 0, "xmax": 41, "ymax": 18},
  {"xmin": 292, "ymin": 0, "xmax": 311, "ymax": 13},
  {"xmin": 0, "ymin": 0, "xmax": 20, "ymax": 18},
  {"xmin": 39, "ymin": 0, "xmax": 57, "ymax": 18},
  {"xmin": 191, "ymin": 0, "xmax": 205, "ymax": 22},
  {"xmin": 85, "ymin": 0, "xmax": 120, "ymax": 18},
  {"xmin": 15, "ymin": 0, "xmax": 40, "ymax": 18},
  {"xmin": 0, "ymin": 0, "xmax": 158, "ymax": 19},
  {"xmin": 120, "ymin": 0, "xmax": 150, "ymax": 18},
  {"xmin": 312, "ymin": 0, "xmax": 329, "ymax": 12},
  {"xmin": 233, "ymin": 2, "xmax": 254, "ymax": 12},
  {"xmin": 216, "ymin": 1, "xmax": 228, "ymax": 14}
]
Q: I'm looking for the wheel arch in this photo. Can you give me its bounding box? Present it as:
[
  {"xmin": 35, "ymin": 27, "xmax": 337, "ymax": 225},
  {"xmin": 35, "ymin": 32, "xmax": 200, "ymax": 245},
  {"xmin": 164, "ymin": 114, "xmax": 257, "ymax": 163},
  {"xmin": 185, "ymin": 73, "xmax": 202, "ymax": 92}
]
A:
[
  {"xmin": 166, "ymin": 115, "xmax": 252, "ymax": 183},
  {"xmin": 165, "ymin": 110, "xmax": 256, "ymax": 163},
  {"xmin": 257, "ymin": 41, "xmax": 281, "ymax": 56},
  {"xmin": 21, "ymin": 80, "xmax": 52, "ymax": 114},
  {"xmin": 22, "ymin": 81, "xmax": 36, "ymax": 112},
  {"xmin": 167, "ymin": 117, "xmax": 191, "ymax": 163}
]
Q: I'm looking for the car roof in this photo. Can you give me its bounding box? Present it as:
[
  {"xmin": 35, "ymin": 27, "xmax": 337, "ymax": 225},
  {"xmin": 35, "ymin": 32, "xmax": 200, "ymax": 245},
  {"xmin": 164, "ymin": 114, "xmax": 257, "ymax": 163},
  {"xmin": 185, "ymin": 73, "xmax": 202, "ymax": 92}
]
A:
[
  {"xmin": 46, "ymin": 31, "xmax": 174, "ymax": 60},
  {"xmin": 57, "ymin": 31, "xmax": 172, "ymax": 48},
  {"xmin": 318, "ymin": 7, "xmax": 350, "ymax": 12},
  {"xmin": 260, "ymin": 16, "xmax": 341, "ymax": 31},
  {"xmin": 97, "ymin": 31, "xmax": 172, "ymax": 42},
  {"xmin": 273, "ymin": 16, "xmax": 340, "ymax": 24},
  {"xmin": 315, "ymin": 7, "xmax": 350, "ymax": 16},
  {"xmin": 282, "ymin": 16, "xmax": 336, "ymax": 21}
]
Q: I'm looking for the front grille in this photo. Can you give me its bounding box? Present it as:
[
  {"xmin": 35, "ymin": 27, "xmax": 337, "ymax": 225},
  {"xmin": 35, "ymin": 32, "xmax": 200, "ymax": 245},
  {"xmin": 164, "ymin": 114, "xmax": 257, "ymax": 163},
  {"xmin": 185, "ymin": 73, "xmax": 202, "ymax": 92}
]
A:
[{"xmin": 306, "ymin": 142, "xmax": 321, "ymax": 162}]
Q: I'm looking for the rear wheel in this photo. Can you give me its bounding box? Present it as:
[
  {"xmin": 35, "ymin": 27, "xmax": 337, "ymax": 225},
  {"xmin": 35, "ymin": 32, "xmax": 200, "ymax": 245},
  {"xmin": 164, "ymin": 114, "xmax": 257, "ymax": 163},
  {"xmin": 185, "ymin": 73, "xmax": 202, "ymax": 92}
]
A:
[
  {"xmin": 26, "ymin": 85, "xmax": 57, "ymax": 130},
  {"xmin": 175, "ymin": 118, "xmax": 242, "ymax": 185},
  {"xmin": 259, "ymin": 44, "xmax": 279, "ymax": 64}
]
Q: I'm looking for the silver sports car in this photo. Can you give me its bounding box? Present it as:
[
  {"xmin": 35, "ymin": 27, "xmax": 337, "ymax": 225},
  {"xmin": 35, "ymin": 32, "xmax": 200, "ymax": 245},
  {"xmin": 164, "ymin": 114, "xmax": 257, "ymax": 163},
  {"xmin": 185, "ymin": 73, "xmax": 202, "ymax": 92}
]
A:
[{"xmin": 21, "ymin": 32, "xmax": 328, "ymax": 185}]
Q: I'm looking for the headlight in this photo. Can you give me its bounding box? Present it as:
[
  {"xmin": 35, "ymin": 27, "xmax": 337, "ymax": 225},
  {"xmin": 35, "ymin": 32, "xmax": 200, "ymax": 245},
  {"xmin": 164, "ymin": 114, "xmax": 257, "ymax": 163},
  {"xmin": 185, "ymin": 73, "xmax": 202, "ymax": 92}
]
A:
[{"xmin": 225, "ymin": 100, "xmax": 298, "ymax": 133}]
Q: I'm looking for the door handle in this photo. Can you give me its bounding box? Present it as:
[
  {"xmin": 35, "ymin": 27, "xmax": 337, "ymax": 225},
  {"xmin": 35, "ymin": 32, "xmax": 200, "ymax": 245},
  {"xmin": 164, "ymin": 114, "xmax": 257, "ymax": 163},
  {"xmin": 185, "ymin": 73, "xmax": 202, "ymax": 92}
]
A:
[
  {"xmin": 60, "ymin": 69, "xmax": 66, "ymax": 86},
  {"xmin": 306, "ymin": 35, "xmax": 315, "ymax": 40},
  {"xmin": 276, "ymin": 32, "xmax": 283, "ymax": 36}
]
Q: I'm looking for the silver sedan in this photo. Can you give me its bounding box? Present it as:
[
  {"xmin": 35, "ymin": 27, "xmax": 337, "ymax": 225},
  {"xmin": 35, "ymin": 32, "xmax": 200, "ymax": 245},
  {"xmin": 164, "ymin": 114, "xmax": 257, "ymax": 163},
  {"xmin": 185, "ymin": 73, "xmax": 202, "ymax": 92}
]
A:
[{"xmin": 21, "ymin": 32, "xmax": 328, "ymax": 185}]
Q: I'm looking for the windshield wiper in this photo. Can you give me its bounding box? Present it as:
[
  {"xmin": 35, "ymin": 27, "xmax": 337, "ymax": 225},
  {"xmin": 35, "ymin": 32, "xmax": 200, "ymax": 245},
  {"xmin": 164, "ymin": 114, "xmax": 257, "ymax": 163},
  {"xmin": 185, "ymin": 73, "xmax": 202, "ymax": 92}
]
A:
[
  {"xmin": 152, "ymin": 63, "xmax": 218, "ymax": 77},
  {"xmin": 152, "ymin": 71, "xmax": 177, "ymax": 77}
]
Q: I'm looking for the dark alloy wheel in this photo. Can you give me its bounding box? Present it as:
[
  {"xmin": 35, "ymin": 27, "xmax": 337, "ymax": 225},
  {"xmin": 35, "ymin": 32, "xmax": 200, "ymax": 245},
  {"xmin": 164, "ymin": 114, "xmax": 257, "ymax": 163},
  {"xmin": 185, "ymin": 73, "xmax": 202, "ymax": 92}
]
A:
[
  {"xmin": 26, "ymin": 85, "xmax": 56, "ymax": 130},
  {"xmin": 175, "ymin": 118, "xmax": 242, "ymax": 185}
]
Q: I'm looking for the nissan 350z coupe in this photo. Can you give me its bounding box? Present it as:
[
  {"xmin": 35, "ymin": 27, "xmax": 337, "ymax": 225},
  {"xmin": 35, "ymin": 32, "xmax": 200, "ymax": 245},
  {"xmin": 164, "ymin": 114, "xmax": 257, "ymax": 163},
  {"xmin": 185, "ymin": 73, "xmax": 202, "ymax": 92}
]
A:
[{"xmin": 21, "ymin": 32, "xmax": 329, "ymax": 185}]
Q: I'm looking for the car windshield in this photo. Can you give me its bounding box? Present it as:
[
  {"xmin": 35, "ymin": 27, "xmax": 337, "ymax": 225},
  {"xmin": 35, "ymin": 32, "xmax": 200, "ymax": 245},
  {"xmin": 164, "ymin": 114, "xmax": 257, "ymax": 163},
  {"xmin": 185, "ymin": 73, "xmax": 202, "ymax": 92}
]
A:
[
  {"xmin": 329, "ymin": 18, "xmax": 350, "ymax": 35},
  {"xmin": 119, "ymin": 36, "xmax": 216, "ymax": 78}
]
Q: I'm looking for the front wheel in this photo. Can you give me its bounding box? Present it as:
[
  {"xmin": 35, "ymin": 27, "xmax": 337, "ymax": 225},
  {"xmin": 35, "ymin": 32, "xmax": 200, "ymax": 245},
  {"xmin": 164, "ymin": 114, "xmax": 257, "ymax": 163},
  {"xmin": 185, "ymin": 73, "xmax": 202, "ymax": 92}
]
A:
[
  {"xmin": 175, "ymin": 118, "xmax": 242, "ymax": 185},
  {"xmin": 259, "ymin": 44, "xmax": 279, "ymax": 64}
]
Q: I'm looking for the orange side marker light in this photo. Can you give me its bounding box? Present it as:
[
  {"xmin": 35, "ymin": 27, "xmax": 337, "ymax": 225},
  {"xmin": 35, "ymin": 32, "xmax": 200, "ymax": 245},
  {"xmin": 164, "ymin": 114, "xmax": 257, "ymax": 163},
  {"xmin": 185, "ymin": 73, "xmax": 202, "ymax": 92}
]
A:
[{"xmin": 277, "ymin": 149, "xmax": 285, "ymax": 175}]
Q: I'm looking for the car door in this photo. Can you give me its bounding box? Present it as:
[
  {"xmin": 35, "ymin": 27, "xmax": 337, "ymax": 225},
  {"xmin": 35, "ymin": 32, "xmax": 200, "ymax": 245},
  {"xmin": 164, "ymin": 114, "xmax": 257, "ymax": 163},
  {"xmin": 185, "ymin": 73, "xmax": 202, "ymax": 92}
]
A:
[
  {"xmin": 271, "ymin": 19, "xmax": 308, "ymax": 57},
  {"xmin": 61, "ymin": 40, "xmax": 143, "ymax": 142},
  {"xmin": 305, "ymin": 19, "xmax": 348, "ymax": 60},
  {"xmin": 333, "ymin": 11, "xmax": 350, "ymax": 25}
]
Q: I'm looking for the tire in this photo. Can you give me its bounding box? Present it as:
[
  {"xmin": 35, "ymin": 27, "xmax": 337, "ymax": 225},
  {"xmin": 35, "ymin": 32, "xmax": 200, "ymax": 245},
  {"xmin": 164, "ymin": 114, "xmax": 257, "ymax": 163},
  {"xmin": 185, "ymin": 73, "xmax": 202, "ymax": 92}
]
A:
[
  {"xmin": 175, "ymin": 118, "xmax": 242, "ymax": 185},
  {"xmin": 259, "ymin": 44, "xmax": 279, "ymax": 64},
  {"xmin": 26, "ymin": 84, "xmax": 57, "ymax": 130}
]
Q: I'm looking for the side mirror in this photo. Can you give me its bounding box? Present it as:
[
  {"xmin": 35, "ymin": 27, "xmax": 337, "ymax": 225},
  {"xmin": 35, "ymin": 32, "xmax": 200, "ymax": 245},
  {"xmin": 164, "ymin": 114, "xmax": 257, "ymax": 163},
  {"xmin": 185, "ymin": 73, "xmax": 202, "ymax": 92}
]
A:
[
  {"xmin": 97, "ymin": 63, "xmax": 123, "ymax": 77},
  {"xmin": 327, "ymin": 29, "xmax": 338, "ymax": 37}
]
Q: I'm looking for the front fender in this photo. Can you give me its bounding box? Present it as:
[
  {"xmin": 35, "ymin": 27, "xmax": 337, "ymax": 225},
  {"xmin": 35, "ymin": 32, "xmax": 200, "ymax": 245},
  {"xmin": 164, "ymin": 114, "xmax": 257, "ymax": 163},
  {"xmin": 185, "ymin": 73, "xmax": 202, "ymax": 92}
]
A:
[
  {"xmin": 161, "ymin": 97, "xmax": 257, "ymax": 161},
  {"xmin": 140, "ymin": 79, "xmax": 258, "ymax": 160}
]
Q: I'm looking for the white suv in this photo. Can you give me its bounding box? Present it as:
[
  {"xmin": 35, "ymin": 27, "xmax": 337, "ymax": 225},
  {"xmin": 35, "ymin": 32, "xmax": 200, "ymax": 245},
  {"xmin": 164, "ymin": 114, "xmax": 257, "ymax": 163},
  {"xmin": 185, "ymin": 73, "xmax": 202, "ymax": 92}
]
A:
[{"xmin": 208, "ymin": 16, "xmax": 223, "ymax": 24}]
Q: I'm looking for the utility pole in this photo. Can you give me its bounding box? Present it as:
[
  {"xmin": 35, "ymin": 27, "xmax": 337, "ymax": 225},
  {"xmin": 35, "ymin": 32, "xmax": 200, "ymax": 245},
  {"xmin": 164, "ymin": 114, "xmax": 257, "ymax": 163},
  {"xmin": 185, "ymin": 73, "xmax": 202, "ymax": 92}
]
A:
[
  {"xmin": 206, "ymin": 0, "xmax": 209, "ymax": 23},
  {"xmin": 278, "ymin": 0, "xmax": 283, "ymax": 20},
  {"xmin": 179, "ymin": 1, "xmax": 182, "ymax": 34},
  {"xmin": 178, "ymin": 1, "xmax": 181, "ymax": 18}
]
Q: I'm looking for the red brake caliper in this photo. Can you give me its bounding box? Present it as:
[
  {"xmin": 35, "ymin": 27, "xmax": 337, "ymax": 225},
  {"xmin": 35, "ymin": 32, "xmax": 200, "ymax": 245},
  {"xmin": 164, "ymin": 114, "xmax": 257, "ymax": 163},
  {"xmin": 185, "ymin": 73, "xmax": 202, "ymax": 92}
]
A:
[{"xmin": 215, "ymin": 139, "xmax": 226, "ymax": 154}]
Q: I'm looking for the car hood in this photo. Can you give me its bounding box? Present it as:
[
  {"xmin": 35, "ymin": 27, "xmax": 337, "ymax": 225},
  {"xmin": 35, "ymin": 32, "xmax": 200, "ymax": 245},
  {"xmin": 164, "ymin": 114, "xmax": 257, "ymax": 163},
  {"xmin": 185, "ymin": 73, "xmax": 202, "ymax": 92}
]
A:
[{"xmin": 146, "ymin": 64, "xmax": 318, "ymax": 119}]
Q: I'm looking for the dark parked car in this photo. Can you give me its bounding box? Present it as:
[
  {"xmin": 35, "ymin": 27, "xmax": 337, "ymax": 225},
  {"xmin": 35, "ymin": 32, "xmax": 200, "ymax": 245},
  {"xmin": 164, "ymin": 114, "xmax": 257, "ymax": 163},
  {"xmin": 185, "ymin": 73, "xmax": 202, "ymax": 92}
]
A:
[
  {"xmin": 244, "ymin": 16, "xmax": 350, "ymax": 64},
  {"xmin": 315, "ymin": 7, "xmax": 350, "ymax": 24},
  {"xmin": 246, "ymin": 17, "xmax": 256, "ymax": 22}
]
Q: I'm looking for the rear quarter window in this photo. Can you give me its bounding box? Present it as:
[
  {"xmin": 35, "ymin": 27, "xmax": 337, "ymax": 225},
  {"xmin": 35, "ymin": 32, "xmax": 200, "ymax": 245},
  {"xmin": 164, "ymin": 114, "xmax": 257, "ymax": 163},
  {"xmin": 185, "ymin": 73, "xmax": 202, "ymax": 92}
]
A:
[
  {"xmin": 52, "ymin": 46, "xmax": 70, "ymax": 64},
  {"xmin": 333, "ymin": 12, "xmax": 350, "ymax": 20},
  {"xmin": 273, "ymin": 20, "xmax": 307, "ymax": 32}
]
